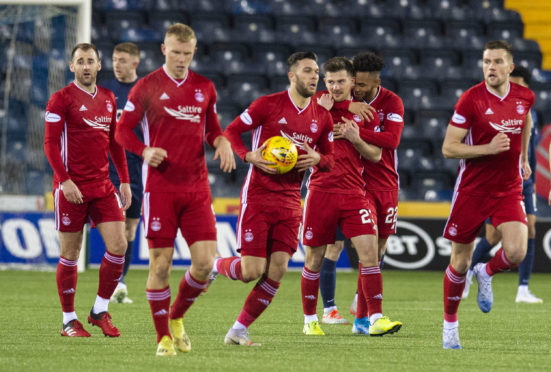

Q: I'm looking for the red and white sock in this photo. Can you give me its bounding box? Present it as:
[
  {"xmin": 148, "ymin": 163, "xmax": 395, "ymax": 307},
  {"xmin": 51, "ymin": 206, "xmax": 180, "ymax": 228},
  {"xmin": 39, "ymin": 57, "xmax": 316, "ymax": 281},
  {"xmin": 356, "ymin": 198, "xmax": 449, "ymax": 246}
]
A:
[
  {"xmin": 95, "ymin": 251, "xmax": 124, "ymax": 313},
  {"xmin": 355, "ymin": 273, "xmax": 368, "ymax": 319},
  {"xmin": 236, "ymin": 276, "xmax": 280, "ymax": 328},
  {"xmin": 216, "ymin": 257, "xmax": 244, "ymax": 281},
  {"xmin": 301, "ymin": 267, "xmax": 320, "ymax": 321},
  {"xmin": 170, "ymin": 271, "xmax": 208, "ymax": 319},
  {"xmin": 443, "ymin": 265, "xmax": 466, "ymax": 322},
  {"xmin": 359, "ymin": 264, "xmax": 383, "ymax": 322},
  {"xmin": 57, "ymin": 256, "xmax": 78, "ymax": 323},
  {"xmin": 147, "ymin": 287, "xmax": 171, "ymax": 343},
  {"xmin": 486, "ymin": 248, "xmax": 519, "ymax": 276}
]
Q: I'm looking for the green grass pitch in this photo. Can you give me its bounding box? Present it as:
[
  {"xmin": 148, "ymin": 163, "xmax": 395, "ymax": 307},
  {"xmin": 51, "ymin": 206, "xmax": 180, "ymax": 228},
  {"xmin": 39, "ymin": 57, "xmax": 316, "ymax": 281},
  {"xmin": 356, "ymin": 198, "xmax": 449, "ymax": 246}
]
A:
[{"xmin": 1, "ymin": 269, "xmax": 550, "ymax": 371}]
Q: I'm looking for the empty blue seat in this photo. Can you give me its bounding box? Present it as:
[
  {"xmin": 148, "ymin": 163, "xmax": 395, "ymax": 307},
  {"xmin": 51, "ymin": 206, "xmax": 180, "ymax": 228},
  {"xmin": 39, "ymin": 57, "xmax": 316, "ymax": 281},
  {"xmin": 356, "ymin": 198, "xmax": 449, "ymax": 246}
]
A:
[
  {"xmin": 216, "ymin": 103, "xmax": 241, "ymax": 129},
  {"xmin": 222, "ymin": 74, "xmax": 268, "ymax": 106},
  {"xmin": 148, "ymin": 11, "xmax": 187, "ymax": 32},
  {"xmin": 104, "ymin": 10, "xmax": 145, "ymax": 36},
  {"xmin": 190, "ymin": 12, "xmax": 231, "ymax": 43},
  {"xmin": 270, "ymin": 75, "xmax": 290, "ymax": 92},
  {"xmin": 233, "ymin": 14, "xmax": 275, "ymax": 43}
]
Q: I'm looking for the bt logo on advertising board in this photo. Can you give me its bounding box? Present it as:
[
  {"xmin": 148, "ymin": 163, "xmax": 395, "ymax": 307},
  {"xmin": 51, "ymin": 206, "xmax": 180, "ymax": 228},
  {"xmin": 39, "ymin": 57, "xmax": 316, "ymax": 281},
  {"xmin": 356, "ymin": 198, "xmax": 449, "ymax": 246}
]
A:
[{"xmin": 385, "ymin": 221, "xmax": 436, "ymax": 269}]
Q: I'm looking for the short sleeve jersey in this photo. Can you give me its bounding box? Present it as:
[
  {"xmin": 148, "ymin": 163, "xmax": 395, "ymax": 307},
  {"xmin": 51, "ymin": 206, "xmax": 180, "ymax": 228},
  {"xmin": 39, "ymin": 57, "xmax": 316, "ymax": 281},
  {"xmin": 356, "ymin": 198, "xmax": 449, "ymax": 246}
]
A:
[
  {"xmin": 450, "ymin": 82, "xmax": 535, "ymax": 197},
  {"xmin": 225, "ymin": 91, "xmax": 334, "ymax": 209},
  {"xmin": 100, "ymin": 78, "xmax": 143, "ymax": 188},
  {"xmin": 307, "ymin": 92, "xmax": 368, "ymax": 195},
  {"xmin": 45, "ymin": 82, "xmax": 118, "ymax": 186},
  {"xmin": 363, "ymin": 86, "xmax": 404, "ymax": 191},
  {"xmin": 117, "ymin": 66, "xmax": 223, "ymax": 193}
]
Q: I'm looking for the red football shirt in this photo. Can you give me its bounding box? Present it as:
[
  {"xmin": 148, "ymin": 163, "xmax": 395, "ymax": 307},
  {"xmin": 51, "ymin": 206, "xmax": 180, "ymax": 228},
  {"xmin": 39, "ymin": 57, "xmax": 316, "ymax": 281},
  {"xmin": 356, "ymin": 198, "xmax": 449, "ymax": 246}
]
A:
[
  {"xmin": 224, "ymin": 90, "xmax": 334, "ymax": 209},
  {"xmin": 116, "ymin": 67, "xmax": 223, "ymax": 193},
  {"xmin": 356, "ymin": 86, "xmax": 404, "ymax": 191},
  {"xmin": 450, "ymin": 82, "xmax": 535, "ymax": 197},
  {"xmin": 307, "ymin": 92, "xmax": 375, "ymax": 195},
  {"xmin": 44, "ymin": 81, "xmax": 128, "ymax": 187}
]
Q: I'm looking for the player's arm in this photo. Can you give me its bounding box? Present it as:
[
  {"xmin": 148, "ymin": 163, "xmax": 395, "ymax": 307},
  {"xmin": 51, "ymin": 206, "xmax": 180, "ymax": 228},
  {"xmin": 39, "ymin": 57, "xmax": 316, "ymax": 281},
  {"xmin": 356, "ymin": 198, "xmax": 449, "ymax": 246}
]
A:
[
  {"xmin": 521, "ymin": 111, "xmax": 533, "ymax": 181},
  {"xmin": 296, "ymin": 114, "xmax": 334, "ymax": 172},
  {"xmin": 442, "ymin": 124, "xmax": 510, "ymax": 159},
  {"xmin": 43, "ymin": 93, "xmax": 83, "ymax": 203},
  {"xmin": 108, "ymin": 97, "xmax": 131, "ymax": 210},
  {"xmin": 347, "ymin": 101, "xmax": 376, "ymax": 121},
  {"xmin": 339, "ymin": 116, "xmax": 382, "ymax": 163},
  {"xmin": 115, "ymin": 83, "xmax": 167, "ymax": 167},
  {"xmin": 224, "ymin": 99, "xmax": 277, "ymax": 174},
  {"xmin": 205, "ymin": 86, "xmax": 236, "ymax": 173}
]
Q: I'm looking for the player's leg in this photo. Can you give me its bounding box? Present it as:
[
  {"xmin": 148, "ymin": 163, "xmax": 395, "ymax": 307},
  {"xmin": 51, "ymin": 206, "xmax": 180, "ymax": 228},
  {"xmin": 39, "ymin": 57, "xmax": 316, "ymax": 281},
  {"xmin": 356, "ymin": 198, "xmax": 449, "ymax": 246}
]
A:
[
  {"xmin": 352, "ymin": 233, "xmax": 402, "ymax": 336},
  {"xmin": 516, "ymin": 186, "xmax": 542, "ymax": 303},
  {"xmin": 443, "ymin": 241, "xmax": 474, "ymax": 349},
  {"xmin": 302, "ymin": 244, "xmax": 327, "ymax": 334},
  {"xmin": 54, "ymin": 187, "xmax": 90, "ymax": 337},
  {"xmin": 89, "ymin": 220, "xmax": 127, "ymax": 337},
  {"xmin": 111, "ymin": 214, "xmax": 140, "ymax": 303},
  {"xmin": 320, "ymin": 240, "xmax": 349, "ymax": 325},
  {"xmin": 168, "ymin": 239, "xmax": 216, "ymax": 353},
  {"xmin": 463, "ymin": 222, "xmax": 501, "ymax": 299}
]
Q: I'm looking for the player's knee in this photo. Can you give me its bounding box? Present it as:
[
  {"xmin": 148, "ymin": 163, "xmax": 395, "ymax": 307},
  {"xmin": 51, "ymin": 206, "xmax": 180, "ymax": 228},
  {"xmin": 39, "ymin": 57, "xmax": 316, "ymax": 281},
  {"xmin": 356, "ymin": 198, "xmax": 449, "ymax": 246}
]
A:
[
  {"xmin": 151, "ymin": 261, "xmax": 171, "ymax": 282},
  {"xmin": 241, "ymin": 265, "xmax": 263, "ymax": 282},
  {"xmin": 504, "ymin": 249, "xmax": 525, "ymax": 264},
  {"xmin": 190, "ymin": 259, "xmax": 213, "ymax": 280},
  {"xmin": 107, "ymin": 236, "xmax": 127, "ymax": 256}
]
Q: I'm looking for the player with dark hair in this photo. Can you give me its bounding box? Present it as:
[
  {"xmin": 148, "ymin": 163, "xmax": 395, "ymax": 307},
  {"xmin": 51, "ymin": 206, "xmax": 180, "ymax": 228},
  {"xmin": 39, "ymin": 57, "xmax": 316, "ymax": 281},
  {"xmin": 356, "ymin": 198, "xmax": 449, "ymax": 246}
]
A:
[
  {"xmin": 101, "ymin": 42, "xmax": 141, "ymax": 304},
  {"xmin": 301, "ymin": 56, "xmax": 402, "ymax": 337},
  {"xmin": 441, "ymin": 40, "xmax": 535, "ymax": 349},
  {"xmin": 44, "ymin": 42, "xmax": 131, "ymax": 338},
  {"xmin": 318, "ymin": 52, "xmax": 405, "ymax": 333},
  {"xmin": 212, "ymin": 51, "xmax": 334, "ymax": 346},
  {"xmin": 116, "ymin": 23, "xmax": 235, "ymax": 356},
  {"xmin": 462, "ymin": 64, "xmax": 541, "ymax": 304}
]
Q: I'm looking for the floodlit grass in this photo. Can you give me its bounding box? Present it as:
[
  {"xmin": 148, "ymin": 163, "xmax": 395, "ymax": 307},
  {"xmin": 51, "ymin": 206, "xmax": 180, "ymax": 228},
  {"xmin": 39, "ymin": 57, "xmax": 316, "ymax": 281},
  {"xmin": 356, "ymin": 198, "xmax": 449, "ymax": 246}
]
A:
[{"xmin": 1, "ymin": 269, "xmax": 550, "ymax": 371}]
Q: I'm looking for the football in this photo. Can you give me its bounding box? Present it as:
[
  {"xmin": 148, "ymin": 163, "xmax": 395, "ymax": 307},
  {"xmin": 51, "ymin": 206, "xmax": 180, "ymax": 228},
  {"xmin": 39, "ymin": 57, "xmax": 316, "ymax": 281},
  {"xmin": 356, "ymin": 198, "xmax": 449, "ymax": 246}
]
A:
[{"xmin": 261, "ymin": 135, "xmax": 298, "ymax": 174}]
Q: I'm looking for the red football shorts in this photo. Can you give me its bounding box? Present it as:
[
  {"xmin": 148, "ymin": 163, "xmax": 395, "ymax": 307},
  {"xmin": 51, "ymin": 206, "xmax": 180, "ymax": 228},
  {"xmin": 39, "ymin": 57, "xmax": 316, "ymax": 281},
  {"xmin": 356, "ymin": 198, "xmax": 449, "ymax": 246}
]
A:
[
  {"xmin": 143, "ymin": 191, "xmax": 217, "ymax": 248},
  {"xmin": 302, "ymin": 190, "xmax": 377, "ymax": 247},
  {"xmin": 237, "ymin": 202, "xmax": 302, "ymax": 258},
  {"xmin": 54, "ymin": 181, "xmax": 124, "ymax": 232},
  {"xmin": 365, "ymin": 189, "xmax": 399, "ymax": 239},
  {"xmin": 444, "ymin": 192, "xmax": 527, "ymax": 244}
]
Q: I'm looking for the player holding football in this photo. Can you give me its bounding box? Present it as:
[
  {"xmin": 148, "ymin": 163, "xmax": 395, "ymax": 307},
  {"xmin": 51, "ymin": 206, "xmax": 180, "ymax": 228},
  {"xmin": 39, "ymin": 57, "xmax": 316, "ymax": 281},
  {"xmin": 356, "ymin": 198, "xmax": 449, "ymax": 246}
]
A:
[
  {"xmin": 318, "ymin": 52, "xmax": 405, "ymax": 329},
  {"xmin": 101, "ymin": 42, "xmax": 142, "ymax": 304},
  {"xmin": 213, "ymin": 52, "xmax": 334, "ymax": 346},
  {"xmin": 116, "ymin": 24, "xmax": 235, "ymax": 356},
  {"xmin": 441, "ymin": 40, "xmax": 535, "ymax": 349},
  {"xmin": 44, "ymin": 43, "xmax": 131, "ymax": 338},
  {"xmin": 301, "ymin": 56, "xmax": 402, "ymax": 337}
]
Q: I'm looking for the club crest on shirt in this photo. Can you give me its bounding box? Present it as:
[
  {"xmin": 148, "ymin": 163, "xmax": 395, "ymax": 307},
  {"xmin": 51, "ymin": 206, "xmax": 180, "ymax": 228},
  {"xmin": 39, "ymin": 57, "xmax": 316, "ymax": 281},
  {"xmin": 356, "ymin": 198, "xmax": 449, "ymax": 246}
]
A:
[
  {"xmin": 62, "ymin": 213, "xmax": 71, "ymax": 226},
  {"xmin": 305, "ymin": 227, "xmax": 313, "ymax": 240},
  {"xmin": 106, "ymin": 100, "xmax": 113, "ymax": 113},
  {"xmin": 310, "ymin": 120, "xmax": 318, "ymax": 133},
  {"xmin": 151, "ymin": 217, "xmax": 161, "ymax": 232},
  {"xmin": 194, "ymin": 89, "xmax": 204, "ymax": 102},
  {"xmin": 516, "ymin": 104, "xmax": 525, "ymax": 115},
  {"xmin": 353, "ymin": 114, "xmax": 362, "ymax": 122},
  {"xmin": 244, "ymin": 229, "xmax": 254, "ymax": 242}
]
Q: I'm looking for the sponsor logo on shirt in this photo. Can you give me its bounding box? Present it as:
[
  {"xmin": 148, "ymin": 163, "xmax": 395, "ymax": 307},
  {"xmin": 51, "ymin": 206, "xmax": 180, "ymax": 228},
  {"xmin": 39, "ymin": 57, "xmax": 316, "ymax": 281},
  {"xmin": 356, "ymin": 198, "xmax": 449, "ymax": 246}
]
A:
[
  {"xmin": 163, "ymin": 105, "xmax": 202, "ymax": 123},
  {"xmin": 124, "ymin": 100, "xmax": 135, "ymax": 112},
  {"xmin": 83, "ymin": 116, "xmax": 111, "ymax": 131},
  {"xmin": 386, "ymin": 113, "xmax": 403, "ymax": 122},
  {"xmin": 489, "ymin": 119, "xmax": 523, "ymax": 134},
  {"xmin": 45, "ymin": 111, "xmax": 61, "ymax": 122},
  {"xmin": 485, "ymin": 108, "xmax": 494, "ymax": 115},
  {"xmin": 451, "ymin": 111, "xmax": 466, "ymax": 124},
  {"xmin": 240, "ymin": 109, "xmax": 252, "ymax": 125},
  {"xmin": 280, "ymin": 131, "xmax": 313, "ymax": 148}
]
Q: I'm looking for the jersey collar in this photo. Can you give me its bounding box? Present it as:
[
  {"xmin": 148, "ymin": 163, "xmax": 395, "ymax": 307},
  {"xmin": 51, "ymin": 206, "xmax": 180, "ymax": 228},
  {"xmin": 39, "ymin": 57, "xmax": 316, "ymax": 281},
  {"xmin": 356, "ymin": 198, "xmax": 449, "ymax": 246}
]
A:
[
  {"xmin": 365, "ymin": 86, "xmax": 381, "ymax": 105},
  {"xmin": 162, "ymin": 65, "xmax": 189, "ymax": 87},
  {"xmin": 72, "ymin": 81, "xmax": 97, "ymax": 98},
  {"xmin": 485, "ymin": 82, "xmax": 510, "ymax": 101},
  {"xmin": 287, "ymin": 89, "xmax": 311, "ymax": 114}
]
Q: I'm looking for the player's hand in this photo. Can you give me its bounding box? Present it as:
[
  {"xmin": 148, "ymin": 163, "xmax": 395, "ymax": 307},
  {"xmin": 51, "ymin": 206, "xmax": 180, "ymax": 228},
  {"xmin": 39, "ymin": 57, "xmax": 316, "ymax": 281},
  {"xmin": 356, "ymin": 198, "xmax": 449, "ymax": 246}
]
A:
[
  {"xmin": 213, "ymin": 136, "xmax": 236, "ymax": 173},
  {"xmin": 317, "ymin": 93, "xmax": 334, "ymax": 111},
  {"xmin": 333, "ymin": 123, "xmax": 344, "ymax": 139},
  {"xmin": 61, "ymin": 179, "xmax": 83, "ymax": 204},
  {"xmin": 295, "ymin": 141, "xmax": 321, "ymax": 172},
  {"xmin": 521, "ymin": 160, "xmax": 531, "ymax": 181},
  {"xmin": 245, "ymin": 143, "xmax": 277, "ymax": 174},
  {"xmin": 548, "ymin": 189, "xmax": 551, "ymax": 206},
  {"xmin": 487, "ymin": 132, "xmax": 510, "ymax": 154},
  {"xmin": 349, "ymin": 101, "xmax": 376, "ymax": 122},
  {"xmin": 119, "ymin": 183, "xmax": 132, "ymax": 211},
  {"xmin": 142, "ymin": 147, "xmax": 167, "ymax": 167},
  {"xmin": 339, "ymin": 116, "xmax": 361, "ymax": 145}
]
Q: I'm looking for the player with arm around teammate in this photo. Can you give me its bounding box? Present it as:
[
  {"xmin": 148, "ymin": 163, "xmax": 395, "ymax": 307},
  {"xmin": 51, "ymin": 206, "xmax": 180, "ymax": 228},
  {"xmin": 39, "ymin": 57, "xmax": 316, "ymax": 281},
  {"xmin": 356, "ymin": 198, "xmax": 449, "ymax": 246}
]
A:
[
  {"xmin": 441, "ymin": 40, "xmax": 535, "ymax": 349},
  {"xmin": 44, "ymin": 43, "xmax": 132, "ymax": 338},
  {"xmin": 116, "ymin": 23, "xmax": 235, "ymax": 356},
  {"xmin": 101, "ymin": 42, "xmax": 142, "ymax": 304},
  {"xmin": 212, "ymin": 52, "xmax": 334, "ymax": 346},
  {"xmin": 301, "ymin": 56, "xmax": 402, "ymax": 337}
]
